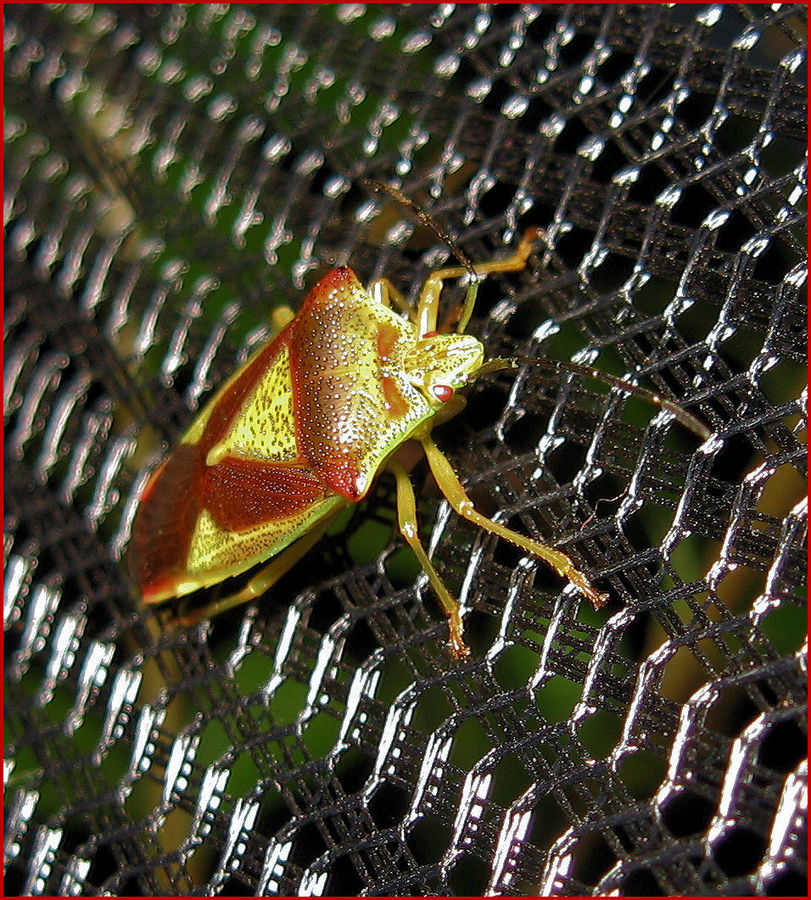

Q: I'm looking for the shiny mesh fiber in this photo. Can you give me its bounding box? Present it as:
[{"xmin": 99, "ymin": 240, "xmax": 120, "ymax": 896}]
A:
[{"xmin": 4, "ymin": 5, "xmax": 807, "ymax": 896}]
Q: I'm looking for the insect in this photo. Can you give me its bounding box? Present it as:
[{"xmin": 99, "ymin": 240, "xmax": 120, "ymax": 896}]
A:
[{"xmin": 130, "ymin": 196, "xmax": 708, "ymax": 659}]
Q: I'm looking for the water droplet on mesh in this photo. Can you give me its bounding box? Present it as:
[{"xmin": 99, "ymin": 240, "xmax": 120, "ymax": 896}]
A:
[{"xmin": 501, "ymin": 94, "xmax": 529, "ymax": 119}]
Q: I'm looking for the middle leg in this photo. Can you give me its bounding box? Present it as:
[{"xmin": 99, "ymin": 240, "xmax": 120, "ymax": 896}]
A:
[
  {"xmin": 389, "ymin": 459, "xmax": 470, "ymax": 659},
  {"xmin": 420, "ymin": 432, "xmax": 609, "ymax": 610},
  {"xmin": 414, "ymin": 227, "xmax": 541, "ymax": 336}
]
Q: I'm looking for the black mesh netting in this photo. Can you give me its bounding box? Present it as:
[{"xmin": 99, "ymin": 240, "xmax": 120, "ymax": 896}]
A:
[{"xmin": 4, "ymin": 4, "xmax": 807, "ymax": 897}]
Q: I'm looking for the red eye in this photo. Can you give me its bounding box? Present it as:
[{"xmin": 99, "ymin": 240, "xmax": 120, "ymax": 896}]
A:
[
  {"xmin": 422, "ymin": 330, "xmax": 439, "ymax": 338},
  {"xmin": 432, "ymin": 384, "xmax": 454, "ymax": 403}
]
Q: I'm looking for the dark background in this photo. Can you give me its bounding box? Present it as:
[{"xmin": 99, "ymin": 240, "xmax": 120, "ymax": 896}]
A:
[{"xmin": 4, "ymin": 5, "xmax": 807, "ymax": 896}]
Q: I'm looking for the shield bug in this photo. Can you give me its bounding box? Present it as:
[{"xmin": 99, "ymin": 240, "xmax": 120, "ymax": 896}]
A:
[{"xmin": 129, "ymin": 194, "xmax": 708, "ymax": 659}]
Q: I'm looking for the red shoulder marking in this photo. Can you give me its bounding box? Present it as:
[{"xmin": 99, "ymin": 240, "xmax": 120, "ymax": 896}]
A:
[
  {"xmin": 288, "ymin": 266, "xmax": 372, "ymax": 500},
  {"xmin": 314, "ymin": 452, "xmax": 363, "ymax": 501},
  {"xmin": 298, "ymin": 266, "xmax": 362, "ymax": 314}
]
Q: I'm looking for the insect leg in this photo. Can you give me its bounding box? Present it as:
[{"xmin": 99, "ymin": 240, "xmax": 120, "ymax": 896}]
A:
[
  {"xmin": 369, "ymin": 278, "xmax": 411, "ymax": 316},
  {"xmin": 420, "ymin": 432, "xmax": 609, "ymax": 610},
  {"xmin": 389, "ymin": 459, "xmax": 470, "ymax": 659},
  {"xmin": 415, "ymin": 227, "xmax": 541, "ymax": 336},
  {"xmin": 175, "ymin": 512, "xmax": 342, "ymax": 628}
]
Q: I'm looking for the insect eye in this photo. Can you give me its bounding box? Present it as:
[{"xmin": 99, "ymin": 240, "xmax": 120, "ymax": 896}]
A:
[{"xmin": 432, "ymin": 384, "xmax": 454, "ymax": 403}]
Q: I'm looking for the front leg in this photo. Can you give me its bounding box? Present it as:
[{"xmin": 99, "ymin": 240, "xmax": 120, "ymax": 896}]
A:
[
  {"xmin": 420, "ymin": 432, "xmax": 609, "ymax": 610},
  {"xmin": 414, "ymin": 227, "xmax": 541, "ymax": 336}
]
